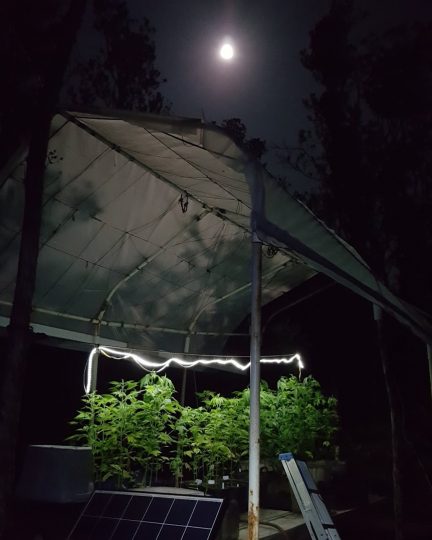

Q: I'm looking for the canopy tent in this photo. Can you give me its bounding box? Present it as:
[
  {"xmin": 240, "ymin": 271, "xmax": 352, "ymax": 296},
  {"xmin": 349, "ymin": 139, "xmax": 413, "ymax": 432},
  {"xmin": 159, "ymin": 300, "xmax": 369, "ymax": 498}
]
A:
[
  {"xmin": 2, "ymin": 109, "xmax": 432, "ymax": 539},
  {"xmin": 1, "ymin": 109, "xmax": 431, "ymax": 352}
]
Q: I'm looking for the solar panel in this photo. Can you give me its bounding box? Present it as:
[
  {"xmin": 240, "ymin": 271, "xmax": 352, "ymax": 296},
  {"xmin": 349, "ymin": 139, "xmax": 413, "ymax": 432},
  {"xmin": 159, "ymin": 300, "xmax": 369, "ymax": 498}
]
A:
[{"xmin": 67, "ymin": 490, "xmax": 225, "ymax": 540}]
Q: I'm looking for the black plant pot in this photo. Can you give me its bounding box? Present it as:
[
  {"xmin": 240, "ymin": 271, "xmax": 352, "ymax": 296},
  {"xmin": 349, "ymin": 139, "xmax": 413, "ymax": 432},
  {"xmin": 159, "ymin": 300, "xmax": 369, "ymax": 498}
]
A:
[
  {"xmin": 260, "ymin": 470, "xmax": 300, "ymax": 512},
  {"xmin": 206, "ymin": 485, "xmax": 245, "ymax": 540}
]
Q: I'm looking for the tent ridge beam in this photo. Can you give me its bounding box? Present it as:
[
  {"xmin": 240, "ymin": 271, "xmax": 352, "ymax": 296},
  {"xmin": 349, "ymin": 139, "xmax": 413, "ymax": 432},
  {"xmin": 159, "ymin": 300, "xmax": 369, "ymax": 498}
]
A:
[{"xmin": 0, "ymin": 301, "xmax": 248, "ymax": 337}]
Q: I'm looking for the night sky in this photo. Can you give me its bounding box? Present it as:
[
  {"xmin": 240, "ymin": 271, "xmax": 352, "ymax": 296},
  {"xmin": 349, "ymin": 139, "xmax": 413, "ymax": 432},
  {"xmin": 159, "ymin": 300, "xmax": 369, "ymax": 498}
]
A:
[
  {"xmin": 138, "ymin": 0, "xmax": 325, "ymax": 148},
  {"xmin": 128, "ymin": 0, "xmax": 432, "ymax": 186},
  {"xmin": 70, "ymin": 0, "xmax": 432, "ymax": 189}
]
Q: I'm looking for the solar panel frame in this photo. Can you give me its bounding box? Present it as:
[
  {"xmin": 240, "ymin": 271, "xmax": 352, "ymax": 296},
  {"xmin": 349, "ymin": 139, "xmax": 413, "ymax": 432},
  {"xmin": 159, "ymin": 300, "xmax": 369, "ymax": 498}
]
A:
[{"xmin": 68, "ymin": 489, "xmax": 225, "ymax": 540}]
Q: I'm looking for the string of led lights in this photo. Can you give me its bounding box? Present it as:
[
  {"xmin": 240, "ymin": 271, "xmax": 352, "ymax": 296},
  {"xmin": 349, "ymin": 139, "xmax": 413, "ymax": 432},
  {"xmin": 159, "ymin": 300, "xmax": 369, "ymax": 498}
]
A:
[{"xmin": 84, "ymin": 345, "xmax": 304, "ymax": 394}]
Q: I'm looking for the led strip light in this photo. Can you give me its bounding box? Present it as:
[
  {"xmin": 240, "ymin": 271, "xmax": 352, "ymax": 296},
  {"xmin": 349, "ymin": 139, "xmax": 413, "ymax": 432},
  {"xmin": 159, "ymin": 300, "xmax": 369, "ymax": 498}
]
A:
[{"xmin": 85, "ymin": 346, "xmax": 304, "ymax": 394}]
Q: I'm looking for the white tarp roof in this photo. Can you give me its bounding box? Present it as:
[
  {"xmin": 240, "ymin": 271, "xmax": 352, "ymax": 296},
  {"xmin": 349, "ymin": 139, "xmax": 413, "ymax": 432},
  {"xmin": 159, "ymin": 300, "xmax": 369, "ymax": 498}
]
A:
[{"xmin": 0, "ymin": 110, "xmax": 431, "ymax": 353}]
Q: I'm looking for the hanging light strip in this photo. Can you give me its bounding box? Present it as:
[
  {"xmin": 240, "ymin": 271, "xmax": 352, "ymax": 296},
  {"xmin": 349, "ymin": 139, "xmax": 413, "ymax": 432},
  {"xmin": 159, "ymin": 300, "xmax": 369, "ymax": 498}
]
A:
[{"xmin": 85, "ymin": 346, "xmax": 304, "ymax": 394}]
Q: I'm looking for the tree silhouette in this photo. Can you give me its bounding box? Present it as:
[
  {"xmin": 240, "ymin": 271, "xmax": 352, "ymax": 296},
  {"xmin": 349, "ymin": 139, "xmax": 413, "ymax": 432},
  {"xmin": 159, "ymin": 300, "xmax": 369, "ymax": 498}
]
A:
[
  {"xmin": 0, "ymin": 1, "xmax": 77, "ymax": 169},
  {"xmin": 282, "ymin": 2, "xmax": 432, "ymax": 538},
  {"xmin": 288, "ymin": 3, "xmax": 432, "ymax": 309},
  {"xmin": 0, "ymin": 3, "xmax": 89, "ymax": 535},
  {"xmin": 222, "ymin": 118, "xmax": 267, "ymax": 160},
  {"xmin": 68, "ymin": 0, "xmax": 169, "ymax": 112}
]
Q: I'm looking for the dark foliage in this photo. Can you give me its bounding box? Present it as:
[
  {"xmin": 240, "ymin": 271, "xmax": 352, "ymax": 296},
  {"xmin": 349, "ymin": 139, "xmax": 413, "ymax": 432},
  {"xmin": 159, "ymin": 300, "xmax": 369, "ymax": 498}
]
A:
[
  {"xmin": 284, "ymin": 2, "xmax": 432, "ymax": 537},
  {"xmin": 0, "ymin": 1, "xmax": 72, "ymax": 168},
  {"xmin": 67, "ymin": 0, "xmax": 169, "ymax": 113},
  {"xmin": 283, "ymin": 1, "xmax": 432, "ymax": 311},
  {"xmin": 222, "ymin": 117, "xmax": 267, "ymax": 160},
  {"xmin": 0, "ymin": 3, "xmax": 89, "ymax": 536}
]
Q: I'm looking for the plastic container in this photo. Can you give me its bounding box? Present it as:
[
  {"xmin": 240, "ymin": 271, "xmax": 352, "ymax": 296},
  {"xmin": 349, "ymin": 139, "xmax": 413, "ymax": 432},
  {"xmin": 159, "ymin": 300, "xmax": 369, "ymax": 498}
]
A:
[{"xmin": 15, "ymin": 445, "xmax": 94, "ymax": 503}]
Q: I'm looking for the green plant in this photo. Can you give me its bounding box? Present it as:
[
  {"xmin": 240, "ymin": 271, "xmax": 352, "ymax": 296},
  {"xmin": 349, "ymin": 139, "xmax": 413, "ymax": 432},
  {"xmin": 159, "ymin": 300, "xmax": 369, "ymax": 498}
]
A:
[
  {"xmin": 69, "ymin": 372, "xmax": 337, "ymax": 489},
  {"xmin": 199, "ymin": 391, "xmax": 249, "ymax": 483},
  {"xmin": 170, "ymin": 405, "xmax": 206, "ymax": 485},
  {"xmin": 171, "ymin": 391, "xmax": 250, "ymax": 489},
  {"xmin": 68, "ymin": 373, "xmax": 179, "ymax": 487},
  {"xmin": 262, "ymin": 375, "xmax": 338, "ymax": 462}
]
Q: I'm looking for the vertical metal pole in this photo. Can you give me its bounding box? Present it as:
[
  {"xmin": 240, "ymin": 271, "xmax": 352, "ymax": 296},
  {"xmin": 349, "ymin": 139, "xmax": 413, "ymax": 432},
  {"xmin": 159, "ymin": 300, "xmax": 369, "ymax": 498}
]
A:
[
  {"xmin": 89, "ymin": 349, "xmax": 99, "ymax": 393},
  {"xmin": 180, "ymin": 335, "xmax": 191, "ymax": 406},
  {"xmin": 427, "ymin": 344, "xmax": 432, "ymax": 406},
  {"xmin": 248, "ymin": 234, "xmax": 262, "ymax": 540}
]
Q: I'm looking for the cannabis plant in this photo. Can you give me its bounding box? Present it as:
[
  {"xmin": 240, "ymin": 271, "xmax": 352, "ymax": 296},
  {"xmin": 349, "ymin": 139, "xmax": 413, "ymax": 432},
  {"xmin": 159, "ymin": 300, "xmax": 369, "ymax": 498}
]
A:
[
  {"xmin": 261, "ymin": 375, "xmax": 338, "ymax": 462},
  {"xmin": 69, "ymin": 372, "xmax": 337, "ymax": 489},
  {"xmin": 68, "ymin": 373, "xmax": 179, "ymax": 487},
  {"xmin": 171, "ymin": 391, "xmax": 249, "ymax": 488}
]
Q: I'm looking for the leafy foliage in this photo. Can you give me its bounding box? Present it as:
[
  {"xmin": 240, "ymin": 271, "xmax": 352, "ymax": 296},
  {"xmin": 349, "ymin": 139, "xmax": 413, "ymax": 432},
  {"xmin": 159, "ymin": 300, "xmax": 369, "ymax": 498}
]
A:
[
  {"xmin": 284, "ymin": 1, "xmax": 432, "ymax": 309},
  {"xmin": 68, "ymin": 0, "xmax": 168, "ymax": 112},
  {"xmin": 173, "ymin": 375, "xmax": 337, "ymax": 486},
  {"xmin": 222, "ymin": 118, "xmax": 267, "ymax": 160},
  {"xmin": 261, "ymin": 376, "xmax": 338, "ymax": 461},
  {"xmin": 0, "ymin": 1, "xmax": 80, "ymax": 169},
  {"xmin": 69, "ymin": 373, "xmax": 338, "ymax": 488},
  {"xmin": 68, "ymin": 373, "xmax": 179, "ymax": 486},
  {"xmin": 282, "ymin": 9, "xmax": 432, "ymax": 531}
]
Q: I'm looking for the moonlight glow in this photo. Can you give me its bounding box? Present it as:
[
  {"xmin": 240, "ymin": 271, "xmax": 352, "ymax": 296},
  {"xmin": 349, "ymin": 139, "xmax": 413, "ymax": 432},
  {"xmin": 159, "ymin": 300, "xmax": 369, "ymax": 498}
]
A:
[{"xmin": 220, "ymin": 43, "xmax": 234, "ymax": 60}]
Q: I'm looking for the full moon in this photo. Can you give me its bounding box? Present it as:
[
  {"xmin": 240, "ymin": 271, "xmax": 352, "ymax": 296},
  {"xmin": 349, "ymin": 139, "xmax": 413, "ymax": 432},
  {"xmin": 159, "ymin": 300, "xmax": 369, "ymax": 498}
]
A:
[{"xmin": 220, "ymin": 43, "xmax": 234, "ymax": 60}]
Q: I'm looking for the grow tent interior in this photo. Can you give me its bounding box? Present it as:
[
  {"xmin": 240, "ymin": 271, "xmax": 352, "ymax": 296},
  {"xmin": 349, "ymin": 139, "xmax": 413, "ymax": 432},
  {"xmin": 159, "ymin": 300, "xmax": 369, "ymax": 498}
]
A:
[{"xmin": 0, "ymin": 109, "xmax": 431, "ymax": 356}]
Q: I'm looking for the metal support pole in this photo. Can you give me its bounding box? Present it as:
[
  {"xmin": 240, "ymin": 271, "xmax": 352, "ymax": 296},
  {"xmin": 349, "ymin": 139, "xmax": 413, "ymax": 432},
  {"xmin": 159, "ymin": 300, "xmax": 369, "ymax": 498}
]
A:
[
  {"xmin": 89, "ymin": 349, "xmax": 99, "ymax": 393},
  {"xmin": 180, "ymin": 334, "xmax": 191, "ymax": 406},
  {"xmin": 248, "ymin": 235, "xmax": 262, "ymax": 540},
  {"xmin": 427, "ymin": 344, "xmax": 432, "ymax": 407}
]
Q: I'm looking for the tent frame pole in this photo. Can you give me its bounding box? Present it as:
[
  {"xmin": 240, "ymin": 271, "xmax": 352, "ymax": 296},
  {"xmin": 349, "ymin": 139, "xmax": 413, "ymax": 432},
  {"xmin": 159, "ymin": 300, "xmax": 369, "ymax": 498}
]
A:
[
  {"xmin": 248, "ymin": 233, "xmax": 262, "ymax": 540},
  {"xmin": 89, "ymin": 349, "xmax": 99, "ymax": 393},
  {"xmin": 180, "ymin": 334, "xmax": 191, "ymax": 406}
]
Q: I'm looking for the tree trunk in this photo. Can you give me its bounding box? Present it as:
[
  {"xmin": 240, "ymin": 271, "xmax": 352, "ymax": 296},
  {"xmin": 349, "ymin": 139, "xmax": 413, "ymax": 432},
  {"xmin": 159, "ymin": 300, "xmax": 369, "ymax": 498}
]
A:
[
  {"xmin": 374, "ymin": 305, "xmax": 408, "ymax": 540},
  {"xmin": 0, "ymin": 2, "xmax": 87, "ymax": 536},
  {"xmin": 0, "ymin": 113, "xmax": 51, "ymax": 534}
]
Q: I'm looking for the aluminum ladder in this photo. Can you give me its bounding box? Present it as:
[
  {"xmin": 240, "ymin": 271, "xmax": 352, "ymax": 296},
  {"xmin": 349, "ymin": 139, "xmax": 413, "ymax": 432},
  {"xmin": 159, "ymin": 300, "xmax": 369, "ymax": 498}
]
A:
[{"xmin": 279, "ymin": 452, "xmax": 341, "ymax": 540}]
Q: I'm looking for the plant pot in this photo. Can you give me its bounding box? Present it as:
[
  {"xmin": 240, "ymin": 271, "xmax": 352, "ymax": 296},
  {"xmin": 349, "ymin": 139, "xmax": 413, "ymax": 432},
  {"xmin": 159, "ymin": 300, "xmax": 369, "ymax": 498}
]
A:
[
  {"xmin": 206, "ymin": 486, "xmax": 243, "ymax": 540},
  {"xmin": 306, "ymin": 459, "xmax": 346, "ymax": 485},
  {"xmin": 260, "ymin": 470, "xmax": 300, "ymax": 513}
]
